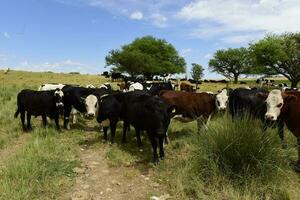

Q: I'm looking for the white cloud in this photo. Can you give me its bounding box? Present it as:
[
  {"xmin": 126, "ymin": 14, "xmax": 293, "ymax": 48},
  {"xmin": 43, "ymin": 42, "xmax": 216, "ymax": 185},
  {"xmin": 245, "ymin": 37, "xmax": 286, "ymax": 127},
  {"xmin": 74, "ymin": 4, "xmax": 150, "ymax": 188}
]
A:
[
  {"xmin": 3, "ymin": 32, "xmax": 10, "ymax": 39},
  {"xmin": 41, "ymin": 59, "xmax": 86, "ymax": 68},
  {"xmin": 149, "ymin": 13, "xmax": 168, "ymax": 27},
  {"xmin": 204, "ymin": 53, "xmax": 212, "ymax": 59},
  {"xmin": 180, "ymin": 48, "xmax": 191, "ymax": 57},
  {"xmin": 130, "ymin": 11, "xmax": 143, "ymax": 20},
  {"xmin": 178, "ymin": 0, "xmax": 300, "ymax": 43}
]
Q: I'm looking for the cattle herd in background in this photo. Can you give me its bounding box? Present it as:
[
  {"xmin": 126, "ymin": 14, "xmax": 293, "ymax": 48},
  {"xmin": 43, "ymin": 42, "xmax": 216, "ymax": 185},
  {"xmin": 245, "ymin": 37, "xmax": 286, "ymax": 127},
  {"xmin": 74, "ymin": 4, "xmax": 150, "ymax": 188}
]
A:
[{"xmin": 13, "ymin": 75, "xmax": 300, "ymax": 169}]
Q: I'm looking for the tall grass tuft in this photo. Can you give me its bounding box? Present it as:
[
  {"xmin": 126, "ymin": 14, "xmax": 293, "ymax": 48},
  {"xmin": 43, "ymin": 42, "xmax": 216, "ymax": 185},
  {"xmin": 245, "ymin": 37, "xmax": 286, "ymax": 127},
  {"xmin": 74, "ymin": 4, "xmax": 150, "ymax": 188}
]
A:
[
  {"xmin": 170, "ymin": 115, "xmax": 292, "ymax": 199},
  {"xmin": 196, "ymin": 115, "xmax": 286, "ymax": 184}
]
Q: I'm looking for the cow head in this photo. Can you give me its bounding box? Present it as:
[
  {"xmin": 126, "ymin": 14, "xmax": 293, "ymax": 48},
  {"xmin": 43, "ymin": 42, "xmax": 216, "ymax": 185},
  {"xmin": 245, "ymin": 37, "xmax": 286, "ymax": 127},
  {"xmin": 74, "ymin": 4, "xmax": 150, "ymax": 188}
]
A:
[
  {"xmin": 215, "ymin": 89, "xmax": 229, "ymax": 111},
  {"xmin": 54, "ymin": 89, "xmax": 64, "ymax": 108},
  {"xmin": 257, "ymin": 89, "xmax": 296, "ymax": 121},
  {"xmin": 84, "ymin": 95, "xmax": 98, "ymax": 118}
]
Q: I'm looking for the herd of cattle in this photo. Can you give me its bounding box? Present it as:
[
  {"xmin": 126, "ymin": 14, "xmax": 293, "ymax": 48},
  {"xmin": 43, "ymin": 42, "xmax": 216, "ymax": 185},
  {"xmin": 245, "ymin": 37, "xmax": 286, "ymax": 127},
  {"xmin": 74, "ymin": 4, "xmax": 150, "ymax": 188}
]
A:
[{"xmin": 13, "ymin": 80, "xmax": 300, "ymax": 168}]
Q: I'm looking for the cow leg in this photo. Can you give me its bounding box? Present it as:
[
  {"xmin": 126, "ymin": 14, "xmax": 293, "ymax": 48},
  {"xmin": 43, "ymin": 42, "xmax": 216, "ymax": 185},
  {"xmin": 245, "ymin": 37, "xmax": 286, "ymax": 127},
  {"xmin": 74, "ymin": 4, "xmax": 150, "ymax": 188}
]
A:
[
  {"xmin": 71, "ymin": 108, "xmax": 77, "ymax": 124},
  {"xmin": 54, "ymin": 117, "xmax": 60, "ymax": 130},
  {"xmin": 42, "ymin": 114, "xmax": 47, "ymax": 127},
  {"xmin": 64, "ymin": 106, "xmax": 72, "ymax": 130},
  {"xmin": 277, "ymin": 120, "xmax": 286, "ymax": 149},
  {"xmin": 196, "ymin": 116, "xmax": 208, "ymax": 132},
  {"xmin": 103, "ymin": 127, "xmax": 108, "ymax": 140},
  {"xmin": 164, "ymin": 131, "xmax": 169, "ymax": 145},
  {"xmin": 295, "ymin": 137, "xmax": 300, "ymax": 172},
  {"xmin": 147, "ymin": 131, "xmax": 159, "ymax": 164},
  {"xmin": 135, "ymin": 128, "xmax": 143, "ymax": 149},
  {"xmin": 158, "ymin": 135, "xmax": 165, "ymax": 159},
  {"xmin": 26, "ymin": 112, "xmax": 32, "ymax": 130},
  {"xmin": 122, "ymin": 121, "xmax": 129, "ymax": 143},
  {"xmin": 20, "ymin": 110, "xmax": 26, "ymax": 131},
  {"xmin": 110, "ymin": 122, "xmax": 117, "ymax": 143}
]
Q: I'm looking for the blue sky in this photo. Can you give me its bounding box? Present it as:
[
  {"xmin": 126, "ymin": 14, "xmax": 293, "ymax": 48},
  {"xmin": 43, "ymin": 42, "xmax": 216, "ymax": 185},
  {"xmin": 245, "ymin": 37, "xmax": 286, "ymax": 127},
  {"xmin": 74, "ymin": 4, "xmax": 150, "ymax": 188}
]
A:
[{"xmin": 1, "ymin": 0, "xmax": 299, "ymax": 78}]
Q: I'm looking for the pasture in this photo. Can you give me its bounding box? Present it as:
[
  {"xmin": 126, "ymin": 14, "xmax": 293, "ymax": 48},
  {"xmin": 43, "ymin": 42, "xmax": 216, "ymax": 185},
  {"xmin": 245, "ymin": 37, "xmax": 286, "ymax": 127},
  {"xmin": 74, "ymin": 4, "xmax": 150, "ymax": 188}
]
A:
[{"xmin": 0, "ymin": 70, "xmax": 299, "ymax": 200}]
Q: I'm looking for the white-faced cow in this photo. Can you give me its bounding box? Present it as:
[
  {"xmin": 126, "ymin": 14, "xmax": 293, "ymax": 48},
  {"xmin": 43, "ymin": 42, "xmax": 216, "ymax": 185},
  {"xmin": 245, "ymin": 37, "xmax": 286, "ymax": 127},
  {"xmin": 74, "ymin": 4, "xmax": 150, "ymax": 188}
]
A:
[{"xmin": 257, "ymin": 89, "xmax": 300, "ymax": 170}]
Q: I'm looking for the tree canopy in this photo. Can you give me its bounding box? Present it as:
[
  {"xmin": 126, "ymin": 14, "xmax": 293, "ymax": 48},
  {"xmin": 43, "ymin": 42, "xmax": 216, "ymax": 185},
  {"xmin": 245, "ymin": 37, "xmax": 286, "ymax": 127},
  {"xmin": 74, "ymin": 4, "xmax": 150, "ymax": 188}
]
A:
[
  {"xmin": 249, "ymin": 33, "xmax": 300, "ymax": 87},
  {"xmin": 105, "ymin": 36, "xmax": 186, "ymax": 76},
  {"xmin": 208, "ymin": 47, "xmax": 251, "ymax": 83},
  {"xmin": 191, "ymin": 63, "xmax": 204, "ymax": 90}
]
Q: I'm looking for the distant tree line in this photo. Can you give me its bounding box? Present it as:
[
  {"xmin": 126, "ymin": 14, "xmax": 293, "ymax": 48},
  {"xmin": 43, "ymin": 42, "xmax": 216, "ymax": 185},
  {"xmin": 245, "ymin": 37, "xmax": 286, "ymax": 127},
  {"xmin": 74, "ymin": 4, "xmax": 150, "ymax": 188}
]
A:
[{"xmin": 209, "ymin": 32, "xmax": 300, "ymax": 86}]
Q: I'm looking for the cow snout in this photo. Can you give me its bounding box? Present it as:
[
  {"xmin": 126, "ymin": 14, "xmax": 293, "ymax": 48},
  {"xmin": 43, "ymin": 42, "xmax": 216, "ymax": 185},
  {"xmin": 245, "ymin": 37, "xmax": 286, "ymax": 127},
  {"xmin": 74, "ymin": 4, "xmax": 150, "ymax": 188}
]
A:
[
  {"xmin": 87, "ymin": 113, "xmax": 95, "ymax": 118},
  {"xmin": 56, "ymin": 102, "xmax": 64, "ymax": 107},
  {"xmin": 219, "ymin": 107, "xmax": 226, "ymax": 111},
  {"xmin": 265, "ymin": 114, "xmax": 275, "ymax": 121}
]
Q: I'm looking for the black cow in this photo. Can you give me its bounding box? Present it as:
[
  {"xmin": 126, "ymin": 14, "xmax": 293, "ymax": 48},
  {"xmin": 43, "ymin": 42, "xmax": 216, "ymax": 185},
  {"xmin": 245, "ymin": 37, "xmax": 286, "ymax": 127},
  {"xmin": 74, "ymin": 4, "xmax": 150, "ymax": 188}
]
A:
[
  {"xmin": 111, "ymin": 72, "xmax": 123, "ymax": 82},
  {"xmin": 97, "ymin": 91, "xmax": 174, "ymax": 164},
  {"xmin": 14, "ymin": 89, "xmax": 64, "ymax": 131},
  {"xmin": 144, "ymin": 82, "xmax": 173, "ymax": 95},
  {"xmin": 229, "ymin": 88, "xmax": 285, "ymax": 147},
  {"xmin": 62, "ymin": 86, "xmax": 112, "ymax": 129}
]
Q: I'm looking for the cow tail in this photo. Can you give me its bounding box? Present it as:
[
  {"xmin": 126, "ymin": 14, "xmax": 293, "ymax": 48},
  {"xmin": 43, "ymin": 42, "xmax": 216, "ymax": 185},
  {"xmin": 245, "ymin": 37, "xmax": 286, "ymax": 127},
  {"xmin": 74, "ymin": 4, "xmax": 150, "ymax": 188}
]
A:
[{"xmin": 14, "ymin": 108, "xmax": 20, "ymax": 118}]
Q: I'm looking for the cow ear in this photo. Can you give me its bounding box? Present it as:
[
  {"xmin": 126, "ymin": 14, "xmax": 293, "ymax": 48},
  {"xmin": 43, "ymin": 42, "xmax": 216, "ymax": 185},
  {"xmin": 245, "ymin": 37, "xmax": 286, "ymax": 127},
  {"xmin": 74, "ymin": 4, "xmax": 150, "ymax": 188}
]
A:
[
  {"xmin": 80, "ymin": 97, "xmax": 85, "ymax": 102},
  {"xmin": 256, "ymin": 92, "xmax": 268, "ymax": 100}
]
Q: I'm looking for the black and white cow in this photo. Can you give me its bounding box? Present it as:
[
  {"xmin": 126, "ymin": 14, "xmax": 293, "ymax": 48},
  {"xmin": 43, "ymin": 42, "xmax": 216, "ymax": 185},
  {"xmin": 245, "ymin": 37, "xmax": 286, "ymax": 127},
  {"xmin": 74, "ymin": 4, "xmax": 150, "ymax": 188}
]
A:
[
  {"xmin": 14, "ymin": 89, "xmax": 64, "ymax": 131},
  {"xmin": 97, "ymin": 91, "xmax": 174, "ymax": 164},
  {"xmin": 229, "ymin": 88, "xmax": 285, "ymax": 146},
  {"xmin": 62, "ymin": 86, "xmax": 112, "ymax": 129},
  {"xmin": 144, "ymin": 82, "xmax": 173, "ymax": 95}
]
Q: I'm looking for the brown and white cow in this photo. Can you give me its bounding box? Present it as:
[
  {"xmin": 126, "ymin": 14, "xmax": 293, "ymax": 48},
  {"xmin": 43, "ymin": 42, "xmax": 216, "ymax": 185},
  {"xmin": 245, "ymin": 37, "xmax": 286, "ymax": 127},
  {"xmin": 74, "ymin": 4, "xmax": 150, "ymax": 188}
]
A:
[
  {"xmin": 258, "ymin": 89, "xmax": 300, "ymax": 169},
  {"xmin": 180, "ymin": 82, "xmax": 195, "ymax": 92},
  {"xmin": 159, "ymin": 90, "xmax": 217, "ymax": 131}
]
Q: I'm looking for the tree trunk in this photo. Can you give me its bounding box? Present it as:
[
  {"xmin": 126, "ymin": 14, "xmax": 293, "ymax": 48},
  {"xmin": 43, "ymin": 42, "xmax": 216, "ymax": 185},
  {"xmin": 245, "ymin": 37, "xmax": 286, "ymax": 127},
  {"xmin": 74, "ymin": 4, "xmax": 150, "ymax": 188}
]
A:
[
  {"xmin": 291, "ymin": 80, "xmax": 299, "ymax": 88},
  {"xmin": 234, "ymin": 75, "xmax": 239, "ymax": 84}
]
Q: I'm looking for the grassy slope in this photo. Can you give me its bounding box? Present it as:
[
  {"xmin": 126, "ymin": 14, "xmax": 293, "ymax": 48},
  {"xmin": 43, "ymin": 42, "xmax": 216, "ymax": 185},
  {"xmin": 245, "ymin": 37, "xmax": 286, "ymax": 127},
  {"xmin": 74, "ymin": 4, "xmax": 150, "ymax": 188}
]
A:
[{"xmin": 0, "ymin": 70, "xmax": 299, "ymax": 200}]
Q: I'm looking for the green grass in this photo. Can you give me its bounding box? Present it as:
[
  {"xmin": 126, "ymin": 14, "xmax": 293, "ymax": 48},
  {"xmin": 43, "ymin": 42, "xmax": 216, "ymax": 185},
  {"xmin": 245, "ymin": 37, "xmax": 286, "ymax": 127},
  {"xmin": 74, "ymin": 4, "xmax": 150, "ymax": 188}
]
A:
[
  {"xmin": 0, "ymin": 129, "xmax": 80, "ymax": 200},
  {"xmin": 0, "ymin": 70, "xmax": 299, "ymax": 200}
]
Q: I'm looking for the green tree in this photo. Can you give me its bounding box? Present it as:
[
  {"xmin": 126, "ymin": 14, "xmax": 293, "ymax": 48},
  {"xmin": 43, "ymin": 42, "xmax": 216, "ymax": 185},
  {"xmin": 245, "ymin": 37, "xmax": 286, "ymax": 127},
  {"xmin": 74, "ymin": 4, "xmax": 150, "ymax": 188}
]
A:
[
  {"xmin": 190, "ymin": 63, "xmax": 204, "ymax": 90},
  {"xmin": 105, "ymin": 36, "xmax": 186, "ymax": 77},
  {"xmin": 250, "ymin": 33, "xmax": 300, "ymax": 88},
  {"xmin": 209, "ymin": 47, "xmax": 250, "ymax": 83}
]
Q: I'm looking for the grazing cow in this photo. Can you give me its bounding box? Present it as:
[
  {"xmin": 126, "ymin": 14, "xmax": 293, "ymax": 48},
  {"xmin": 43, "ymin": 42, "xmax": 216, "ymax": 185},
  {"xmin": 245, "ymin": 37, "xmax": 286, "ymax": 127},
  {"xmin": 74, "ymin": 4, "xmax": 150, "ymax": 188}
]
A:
[
  {"xmin": 229, "ymin": 88, "xmax": 285, "ymax": 146},
  {"xmin": 180, "ymin": 82, "xmax": 195, "ymax": 92},
  {"xmin": 14, "ymin": 89, "xmax": 64, "ymax": 131},
  {"xmin": 97, "ymin": 91, "xmax": 174, "ymax": 164},
  {"xmin": 159, "ymin": 90, "xmax": 218, "ymax": 131},
  {"xmin": 240, "ymin": 81, "xmax": 247, "ymax": 85},
  {"xmin": 257, "ymin": 90, "xmax": 300, "ymax": 169},
  {"xmin": 62, "ymin": 86, "xmax": 112, "ymax": 129}
]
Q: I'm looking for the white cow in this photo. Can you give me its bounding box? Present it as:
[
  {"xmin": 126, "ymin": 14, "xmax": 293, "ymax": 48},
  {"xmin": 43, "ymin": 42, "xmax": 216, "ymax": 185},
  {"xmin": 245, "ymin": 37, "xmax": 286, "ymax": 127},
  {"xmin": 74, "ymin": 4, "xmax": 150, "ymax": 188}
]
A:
[
  {"xmin": 215, "ymin": 89, "xmax": 229, "ymax": 111},
  {"xmin": 38, "ymin": 83, "xmax": 65, "ymax": 91},
  {"xmin": 84, "ymin": 95, "xmax": 99, "ymax": 118},
  {"xmin": 128, "ymin": 82, "xmax": 143, "ymax": 91}
]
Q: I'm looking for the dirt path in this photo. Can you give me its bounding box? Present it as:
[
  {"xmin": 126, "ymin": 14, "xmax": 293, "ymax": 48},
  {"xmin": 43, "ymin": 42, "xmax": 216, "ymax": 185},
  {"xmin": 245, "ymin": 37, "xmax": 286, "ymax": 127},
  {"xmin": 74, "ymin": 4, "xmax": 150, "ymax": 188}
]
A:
[
  {"xmin": 0, "ymin": 133, "xmax": 30, "ymax": 167},
  {"xmin": 61, "ymin": 135, "xmax": 170, "ymax": 200}
]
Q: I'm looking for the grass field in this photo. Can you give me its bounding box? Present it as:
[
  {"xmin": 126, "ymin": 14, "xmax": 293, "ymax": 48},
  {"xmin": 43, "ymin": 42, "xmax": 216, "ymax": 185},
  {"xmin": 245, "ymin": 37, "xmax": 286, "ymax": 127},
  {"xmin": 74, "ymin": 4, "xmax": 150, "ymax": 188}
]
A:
[{"xmin": 0, "ymin": 70, "xmax": 299, "ymax": 200}]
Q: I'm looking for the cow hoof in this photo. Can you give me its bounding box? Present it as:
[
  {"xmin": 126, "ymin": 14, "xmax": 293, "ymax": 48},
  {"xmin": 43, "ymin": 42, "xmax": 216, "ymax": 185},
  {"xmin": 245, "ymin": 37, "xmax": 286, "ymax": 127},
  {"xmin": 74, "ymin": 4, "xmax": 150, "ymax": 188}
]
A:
[{"xmin": 152, "ymin": 159, "xmax": 160, "ymax": 165}]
